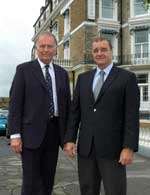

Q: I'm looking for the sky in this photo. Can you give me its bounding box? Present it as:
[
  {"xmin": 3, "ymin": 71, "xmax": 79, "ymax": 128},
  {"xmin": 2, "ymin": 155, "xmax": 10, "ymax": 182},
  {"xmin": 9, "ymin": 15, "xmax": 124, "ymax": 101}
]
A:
[{"xmin": 0, "ymin": 0, "xmax": 44, "ymax": 97}]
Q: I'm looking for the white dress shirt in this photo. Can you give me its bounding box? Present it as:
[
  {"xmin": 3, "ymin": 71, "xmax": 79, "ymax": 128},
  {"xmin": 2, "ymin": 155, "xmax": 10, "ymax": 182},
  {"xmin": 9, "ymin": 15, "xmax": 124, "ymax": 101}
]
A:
[{"xmin": 38, "ymin": 58, "xmax": 59, "ymax": 116}]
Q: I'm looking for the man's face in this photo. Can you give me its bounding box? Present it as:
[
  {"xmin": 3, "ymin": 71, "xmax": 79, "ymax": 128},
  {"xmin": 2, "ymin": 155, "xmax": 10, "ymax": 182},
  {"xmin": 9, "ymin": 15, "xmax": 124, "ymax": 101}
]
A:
[
  {"xmin": 92, "ymin": 40, "xmax": 112, "ymax": 69},
  {"xmin": 36, "ymin": 35, "xmax": 57, "ymax": 64}
]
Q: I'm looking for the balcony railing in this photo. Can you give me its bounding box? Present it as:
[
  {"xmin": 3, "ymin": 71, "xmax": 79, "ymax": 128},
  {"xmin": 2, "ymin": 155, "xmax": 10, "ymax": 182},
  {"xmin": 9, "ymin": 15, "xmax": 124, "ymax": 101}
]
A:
[
  {"xmin": 53, "ymin": 58, "xmax": 72, "ymax": 67},
  {"xmin": 81, "ymin": 53, "xmax": 150, "ymax": 66},
  {"xmin": 121, "ymin": 53, "xmax": 150, "ymax": 65},
  {"xmin": 52, "ymin": 52, "xmax": 150, "ymax": 68},
  {"xmin": 139, "ymin": 120, "xmax": 150, "ymax": 157}
]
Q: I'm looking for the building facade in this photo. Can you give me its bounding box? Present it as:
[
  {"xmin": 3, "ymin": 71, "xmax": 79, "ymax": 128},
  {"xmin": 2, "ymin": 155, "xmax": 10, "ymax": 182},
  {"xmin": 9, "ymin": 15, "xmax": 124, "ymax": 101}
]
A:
[{"xmin": 32, "ymin": 0, "xmax": 150, "ymax": 119}]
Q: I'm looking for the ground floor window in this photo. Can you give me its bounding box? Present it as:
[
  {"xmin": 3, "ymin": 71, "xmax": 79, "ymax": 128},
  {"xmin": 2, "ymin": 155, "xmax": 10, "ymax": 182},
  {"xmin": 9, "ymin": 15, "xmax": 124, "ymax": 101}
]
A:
[{"xmin": 136, "ymin": 73, "xmax": 149, "ymax": 102}]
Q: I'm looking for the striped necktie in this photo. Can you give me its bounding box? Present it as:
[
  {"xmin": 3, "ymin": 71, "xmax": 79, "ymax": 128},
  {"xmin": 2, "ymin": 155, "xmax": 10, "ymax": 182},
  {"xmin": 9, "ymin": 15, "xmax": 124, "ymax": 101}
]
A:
[
  {"xmin": 45, "ymin": 64, "xmax": 54, "ymax": 118},
  {"xmin": 93, "ymin": 70, "xmax": 105, "ymax": 100}
]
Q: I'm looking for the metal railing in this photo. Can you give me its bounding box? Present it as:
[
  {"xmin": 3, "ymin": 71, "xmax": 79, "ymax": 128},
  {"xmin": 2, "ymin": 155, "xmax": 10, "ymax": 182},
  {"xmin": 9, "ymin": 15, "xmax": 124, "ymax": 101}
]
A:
[
  {"xmin": 139, "ymin": 120, "xmax": 150, "ymax": 157},
  {"xmin": 52, "ymin": 52, "xmax": 150, "ymax": 68},
  {"xmin": 53, "ymin": 58, "xmax": 72, "ymax": 67},
  {"xmin": 80, "ymin": 53, "xmax": 150, "ymax": 66},
  {"xmin": 121, "ymin": 53, "xmax": 150, "ymax": 65}
]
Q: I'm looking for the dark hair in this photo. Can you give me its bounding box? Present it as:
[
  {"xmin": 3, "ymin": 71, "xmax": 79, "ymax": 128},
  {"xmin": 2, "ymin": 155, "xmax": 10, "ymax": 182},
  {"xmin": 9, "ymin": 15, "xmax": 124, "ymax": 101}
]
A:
[{"xmin": 92, "ymin": 37, "xmax": 112, "ymax": 50}]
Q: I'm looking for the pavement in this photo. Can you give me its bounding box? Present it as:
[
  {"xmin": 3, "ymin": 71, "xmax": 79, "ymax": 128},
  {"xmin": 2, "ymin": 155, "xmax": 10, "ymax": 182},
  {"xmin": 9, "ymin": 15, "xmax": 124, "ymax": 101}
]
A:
[{"xmin": 0, "ymin": 137, "xmax": 150, "ymax": 195}]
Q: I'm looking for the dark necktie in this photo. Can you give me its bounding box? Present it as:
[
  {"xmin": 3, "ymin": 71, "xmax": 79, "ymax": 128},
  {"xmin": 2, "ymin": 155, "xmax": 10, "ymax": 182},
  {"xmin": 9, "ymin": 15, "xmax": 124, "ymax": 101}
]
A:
[
  {"xmin": 45, "ymin": 65, "xmax": 54, "ymax": 118},
  {"xmin": 93, "ymin": 70, "xmax": 105, "ymax": 100}
]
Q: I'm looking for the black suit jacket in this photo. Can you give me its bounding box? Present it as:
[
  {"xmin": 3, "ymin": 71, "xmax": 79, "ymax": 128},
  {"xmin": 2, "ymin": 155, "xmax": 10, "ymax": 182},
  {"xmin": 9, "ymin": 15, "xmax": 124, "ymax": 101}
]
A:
[
  {"xmin": 8, "ymin": 59, "xmax": 71, "ymax": 149},
  {"xmin": 65, "ymin": 66, "xmax": 140, "ymax": 159}
]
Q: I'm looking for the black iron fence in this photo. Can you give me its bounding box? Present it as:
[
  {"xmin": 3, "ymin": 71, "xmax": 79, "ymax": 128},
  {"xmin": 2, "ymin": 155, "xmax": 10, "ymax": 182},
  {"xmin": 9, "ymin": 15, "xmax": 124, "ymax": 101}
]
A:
[
  {"xmin": 53, "ymin": 53, "xmax": 150, "ymax": 67},
  {"xmin": 53, "ymin": 58, "xmax": 71, "ymax": 67},
  {"xmin": 82, "ymin": 53, "xmax": 150, "ymax": 66}
]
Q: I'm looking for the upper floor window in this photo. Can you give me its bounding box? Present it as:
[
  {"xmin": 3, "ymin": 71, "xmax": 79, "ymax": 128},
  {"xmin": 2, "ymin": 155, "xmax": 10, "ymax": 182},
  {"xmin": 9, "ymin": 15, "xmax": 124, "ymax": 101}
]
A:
[
  {"xmin": 134, "ymin": 29, "xmax": 149, "ymax": 59},
  {"xmin": 136, "ymin": 73, "xmax": 149, "ymax": 102},
  {"xmin": 64, "ymin": 41, "xmax": 70, "ymax": 60},
  {"xmin": 87, "ymin": 0, "xmax": 95, "ymax": 20},
  {"xmin": 102, "ymin": 0, "xmax": 114, "ymax": 19},
  {"xmin": 134, "ymin": 0, "xmax": 147, "ymax": 15},
  {"xmin": 64, "ymin": 9, "xmax": 70, "ymax": 35},
  {"xmin": 43, "ymin": 12, "xmax": 46, "ymax": 21},
  {"xmin": 52, "ymin": 22, "xmax": 59, "ymax": 42},
  {"xmin": 136, "ymin": 74, "xmax": 148, "ymax": 83},
  {"xmin": 101, "ymin": 32, "xmax": 113, "ymax": 43}
]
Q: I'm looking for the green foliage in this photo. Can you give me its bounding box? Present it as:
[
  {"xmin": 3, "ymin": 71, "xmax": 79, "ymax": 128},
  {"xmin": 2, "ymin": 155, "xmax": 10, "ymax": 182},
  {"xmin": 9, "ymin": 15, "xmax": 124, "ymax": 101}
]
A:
[{"xmin": 143, "ymin": 0, "xmax": 150, "ymax": 10}]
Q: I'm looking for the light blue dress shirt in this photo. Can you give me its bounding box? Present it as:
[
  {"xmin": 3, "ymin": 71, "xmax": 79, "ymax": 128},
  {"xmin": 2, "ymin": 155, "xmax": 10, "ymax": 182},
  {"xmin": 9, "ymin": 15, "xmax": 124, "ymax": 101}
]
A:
[{"xmin": 92, "ymin": 63, "xmax": 113, "ymax": 92}]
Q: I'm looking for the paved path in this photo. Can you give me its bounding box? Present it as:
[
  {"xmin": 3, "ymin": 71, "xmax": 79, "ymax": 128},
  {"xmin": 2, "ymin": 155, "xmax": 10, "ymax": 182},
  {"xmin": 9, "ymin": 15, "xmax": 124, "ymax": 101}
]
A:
[{"xmin": 0, "ymin": 137, "xmax": 150, "ymax": 195}]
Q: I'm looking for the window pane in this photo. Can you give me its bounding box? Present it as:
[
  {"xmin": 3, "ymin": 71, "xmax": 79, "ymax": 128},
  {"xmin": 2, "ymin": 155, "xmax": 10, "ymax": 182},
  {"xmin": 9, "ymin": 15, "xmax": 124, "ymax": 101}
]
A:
[
  {"xmin": 143, "ymin": 86, "xmax": 148, "ymax": 101},
  {"xmin": 64, "ymin": 41, "xmax": 70, "ymax": 59},
  {"xmin": 143, "ymin": 44, "xmax": 148, "ymax": 57},
  {"xmin": 136, "ymin": 74, "xmax": 148, "ymax": 83},
  {"xmin": 135, "ymin": 45, "xmax": 141, "ymax": 58},
  {"xmin": 135, "ymin": 30, "xmax": 148, "ymax": 43},
  {"xmin": 52, "ymin": 23, "xmax": 58, "ymax": 41},
  {"xmin": 101, "ymin": 33, "xmax": 113, "ymax": 43},
  {"xmin": 134, "ymin": 0, "xmax": 147, "ymax": 15},
  {"xmin": 135, "ymin": 30, "xmax": 149, "ymax": 58},
  {"xmin": 102, "ymin": 0, "xmax": 113, "ymax": 18},
  {"xmin": 64, "ymin": 10, "xmax": 70, "ymax": 34},
  {"xmin": 140, "ymin": 112, "xmax": 150, "ymax": 119}
]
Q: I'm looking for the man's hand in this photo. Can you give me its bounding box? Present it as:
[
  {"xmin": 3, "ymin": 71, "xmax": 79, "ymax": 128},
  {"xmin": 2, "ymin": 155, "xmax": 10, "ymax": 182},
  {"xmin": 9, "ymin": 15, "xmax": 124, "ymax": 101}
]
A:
[
  {"xmin": 119, "ymin": 148, "xmax": 134, "ymax": 165},
  {"xmin": 10, "ymin": 138, "xmax": 22, "ymax": 154},
  {"xmin": 64, "ymin": 142, "xmax": 76, "ymax": 158}
]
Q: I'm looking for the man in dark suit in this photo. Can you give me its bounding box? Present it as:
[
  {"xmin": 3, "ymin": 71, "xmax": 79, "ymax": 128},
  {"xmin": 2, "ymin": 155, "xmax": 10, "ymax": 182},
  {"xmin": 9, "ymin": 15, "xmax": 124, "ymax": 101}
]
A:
[
  {"xmin": 8, "ymin": 32, "xmax": 71, "ymax": 195},
  {"xmin": 64, "ymin": 37, "xmax": 140, "ymax": 195}
]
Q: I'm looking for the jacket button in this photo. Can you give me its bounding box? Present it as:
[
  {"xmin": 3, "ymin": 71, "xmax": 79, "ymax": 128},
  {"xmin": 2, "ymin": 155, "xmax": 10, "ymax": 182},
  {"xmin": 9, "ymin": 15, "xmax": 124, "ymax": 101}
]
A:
[{"xmin": 94, "ymin": 108, "xmax": 96, "ymax": 112}]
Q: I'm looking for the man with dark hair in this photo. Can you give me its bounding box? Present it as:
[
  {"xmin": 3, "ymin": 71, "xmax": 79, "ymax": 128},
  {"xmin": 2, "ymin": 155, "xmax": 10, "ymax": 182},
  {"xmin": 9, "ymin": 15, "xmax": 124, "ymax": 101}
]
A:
[
  {"xmin": 8, "ymin": 32, "xmax": 71, "ymax": 195},
  {"xmin": 64, "ymin": 37, "xmax": 140, "ymax": 195}
]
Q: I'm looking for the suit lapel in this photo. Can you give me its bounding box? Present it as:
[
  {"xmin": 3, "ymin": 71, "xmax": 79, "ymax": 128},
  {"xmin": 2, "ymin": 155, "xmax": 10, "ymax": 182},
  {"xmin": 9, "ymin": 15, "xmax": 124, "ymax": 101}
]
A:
[
  {"xmin": 53, "ymin": 64, "xmax": 61, "ymax": 95},
  {"xmin": 30, "ymin": 59, "xmax": 47, "ymax": 91},
  {"xmin": 95, "ymin": 66, "xmax": 119, "ymax": 103},
  {"xmin": 89, "ymin": 69, "xmax": 97, "ymax": 104}
]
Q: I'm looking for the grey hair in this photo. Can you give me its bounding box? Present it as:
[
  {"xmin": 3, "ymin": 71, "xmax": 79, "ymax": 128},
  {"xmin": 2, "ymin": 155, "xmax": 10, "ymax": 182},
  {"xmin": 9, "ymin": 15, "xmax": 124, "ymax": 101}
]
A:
[{"xmin": 35, "ymin": 31, "xmax": 57, "ymax": 47}]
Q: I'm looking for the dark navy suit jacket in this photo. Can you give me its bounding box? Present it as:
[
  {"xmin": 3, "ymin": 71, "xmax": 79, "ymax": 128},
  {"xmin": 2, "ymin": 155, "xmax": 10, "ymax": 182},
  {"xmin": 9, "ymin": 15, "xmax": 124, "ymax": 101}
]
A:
[
  {"xmin": 65, "ymin": 66, "xmax": 140, "ymax": 159},
  {"xmin": 8, "ymin": 59, "xmax": 71, "ymax": 149}
]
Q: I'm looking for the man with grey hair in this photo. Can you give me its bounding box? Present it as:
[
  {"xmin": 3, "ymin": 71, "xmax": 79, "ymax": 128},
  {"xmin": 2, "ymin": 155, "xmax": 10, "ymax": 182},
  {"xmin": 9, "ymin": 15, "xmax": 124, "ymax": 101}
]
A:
[{"xmin": 8, "ymin": 32, "xmax": 71, "ymax": 195}]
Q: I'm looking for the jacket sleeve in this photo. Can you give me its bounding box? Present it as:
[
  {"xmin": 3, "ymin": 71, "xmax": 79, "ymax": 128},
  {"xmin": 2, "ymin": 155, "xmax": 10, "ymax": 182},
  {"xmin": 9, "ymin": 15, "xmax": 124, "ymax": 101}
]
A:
[
  {"xmin": 8, "ymin": 65, "xmax": 25, "ymax": 135},
  {"xmin": 123, "ymin": 73, "xmax": 140, "ymax": 152},
  {"xmin": 64, "ymin": 71, "xmax": 71, "ymax": 124},
  {"xmin": 64, "ymin": 75, "xmax": 81, "ymax": 143}
]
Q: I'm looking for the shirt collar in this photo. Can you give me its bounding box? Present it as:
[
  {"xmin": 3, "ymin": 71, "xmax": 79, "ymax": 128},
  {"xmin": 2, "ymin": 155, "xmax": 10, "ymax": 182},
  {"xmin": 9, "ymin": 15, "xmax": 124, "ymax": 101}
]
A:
[
  {"xmin": 37, "ymin": 58, "xmax": 53, "ymax": 70},
  {"xmin": 95, "ymin": 63, "xmax": 113, "ymax": 76}
]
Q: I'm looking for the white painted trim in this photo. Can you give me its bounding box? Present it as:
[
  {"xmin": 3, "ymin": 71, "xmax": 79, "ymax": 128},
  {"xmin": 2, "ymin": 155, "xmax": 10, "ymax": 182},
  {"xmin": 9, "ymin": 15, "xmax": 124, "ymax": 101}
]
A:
[
  {"xmin": 60, "ymin": 0, "xmax": 74, "ymax": 15},
  {"xmin": 148, "ymin": 28, "xmax": 150, "ymax": 58},
  {"xmin": 122, "ymin": 23, "xmax": 128, "ymax": 28},
  {"xmin": 70, "ymin": 21, "xmax": 97, "ymax": 36},
  {"xmin": 131, "ymin": 32, "xmax": 134, "ymax": 55},
  {"xmin": 130, "ymin": 0, "xmax": 134, "ymax": 18},
  {"xmin": 87, "ymin": 0, "xmax": 96, "ymax": 20},
  {"xmin": 99, "ymin": 0, "xmax": 102, "ymax": 18},
  {"xmin": 114, "ymin": 0, "xmax": 118, "ymax": 21},
  {"xmin": 114, "ymin": 36, "xmax": 118, "ymax": 58},
  {"xmin": 58, "ymin": 21, "xmax": 97, "ymax": 45},
  {"xmin": 58, "ymin": 40, "xmax": 63, "ymax": 46}
]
